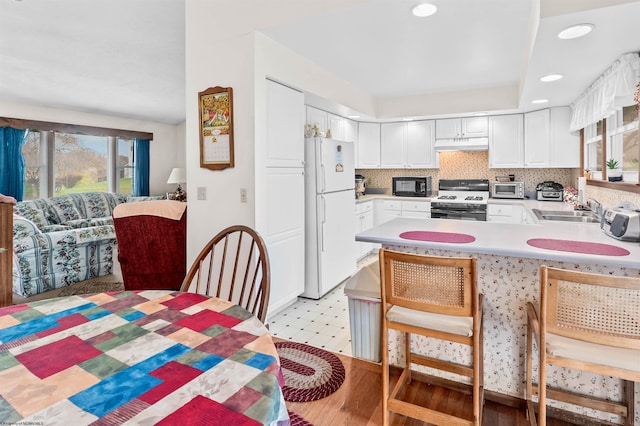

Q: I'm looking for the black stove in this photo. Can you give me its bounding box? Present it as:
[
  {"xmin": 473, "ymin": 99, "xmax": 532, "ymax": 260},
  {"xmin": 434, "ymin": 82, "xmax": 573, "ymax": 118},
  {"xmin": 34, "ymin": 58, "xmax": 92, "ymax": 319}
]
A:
[{"xmin": 431, "ymin": 179, "xmax": 490, "ymax": 221}]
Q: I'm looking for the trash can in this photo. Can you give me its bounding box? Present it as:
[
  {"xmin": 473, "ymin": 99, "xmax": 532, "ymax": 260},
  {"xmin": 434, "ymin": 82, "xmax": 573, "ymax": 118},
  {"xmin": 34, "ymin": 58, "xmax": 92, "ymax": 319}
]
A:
[{"xmin": 344, "ymin": 261, "xmax": 381, "ymax": 363}]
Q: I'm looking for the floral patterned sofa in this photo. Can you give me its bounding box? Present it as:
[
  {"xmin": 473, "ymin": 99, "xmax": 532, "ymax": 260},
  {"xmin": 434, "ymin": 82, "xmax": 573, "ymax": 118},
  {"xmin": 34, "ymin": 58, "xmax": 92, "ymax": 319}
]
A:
[{"xmin": 12, "ymin": 192, "xmax": 162, "ymax": 297}]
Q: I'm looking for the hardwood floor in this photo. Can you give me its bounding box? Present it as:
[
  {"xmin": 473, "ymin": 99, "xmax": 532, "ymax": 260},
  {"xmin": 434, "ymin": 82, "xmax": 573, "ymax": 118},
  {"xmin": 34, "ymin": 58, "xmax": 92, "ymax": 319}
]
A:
[{"xmin": 283, "ymin": 346, "xmax": 577, "ymax": 426}]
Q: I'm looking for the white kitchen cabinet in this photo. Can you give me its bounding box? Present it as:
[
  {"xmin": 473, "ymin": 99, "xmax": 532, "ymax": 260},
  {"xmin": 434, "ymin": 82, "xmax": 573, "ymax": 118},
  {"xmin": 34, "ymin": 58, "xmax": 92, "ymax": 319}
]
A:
[
  {"xmin": 380, "ymin": 199, "xmax": 430, "ymax": 222},
  {"xmin": 549, "ymin": 106, "xmax": 580, "ymax": 168},
  {"xmin": 401, "ymin": 200, "xmax": 431, "ymax": 219},
  {"xmin": 381, "ymin": 200, "xmax": 403, "ymax": 222},
  {"xmin": 355, "ymin": 201, "xmax": 377, "ymax": 259},
  {"xmin": 380, "ymin": 121, "xmax": 437, "ymax": 168},
  {"xmin": 524, "ymin": 107, "xmax": 579, "ymax": 168},
  {"xmin": 436, "ymin": 116, "xmax": 488, "ymax": 139},
  {"xmin": 306, "ymin": 106, "xmax": 328, "ymax": 135},
  {"xmin": 487, "ymin": 203, "xmax": 534, "ymax": 224},
  {"xmin": 328, "ymin": 113, "xmax": 345, "ymax": 140},
  {"xmin": 344, "ymin": 118, "xmax": 357, "ymax": 143},
  {"xmin": 357, "ymin": 122, "xmax": 381, "ymax": 168},
  {"xmin": 266, "ymin": 80, "xmax": 305, "ymax": 168},
  {"xmin": 524, "ymin": 109, "xmax": 551, "ymax": 168},
  {"xmin": 380, "ymin": 122, "xmax": 406, "ymax": 167},
  {"xmin": 488, "ymin": 114, "xmax": 524, "ymax": 168},
  {"xmin": 406, "ymin": 121, "xmax": 437, "ymax": 168}
]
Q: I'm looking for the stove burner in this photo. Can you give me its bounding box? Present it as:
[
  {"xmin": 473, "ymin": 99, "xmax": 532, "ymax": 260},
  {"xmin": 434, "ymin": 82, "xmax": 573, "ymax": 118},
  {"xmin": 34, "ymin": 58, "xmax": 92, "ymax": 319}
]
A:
[
  {"xmin": 465, "ymin": 196, "xmax": 484, "ymax": 201},
  {"xmin": 438, "ymin": 195, "xmax": 457, "ymax": 200}
]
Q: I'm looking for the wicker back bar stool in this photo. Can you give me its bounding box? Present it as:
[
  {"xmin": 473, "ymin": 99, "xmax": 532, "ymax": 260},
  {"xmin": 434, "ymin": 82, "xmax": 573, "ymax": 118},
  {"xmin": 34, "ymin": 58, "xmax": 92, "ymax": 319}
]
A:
[
  {"xmin": 379, "ymin": 248, "xmax": 484, "ymax": 425},
  {"xmin": 526, "ymin": 265, "xmax": 640, "ymax": 425}
]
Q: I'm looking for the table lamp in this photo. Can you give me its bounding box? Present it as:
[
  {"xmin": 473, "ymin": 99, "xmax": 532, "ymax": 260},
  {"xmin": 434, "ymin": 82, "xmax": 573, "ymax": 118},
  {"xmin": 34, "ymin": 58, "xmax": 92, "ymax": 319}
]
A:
[{"xmin": 167, "ymin": 167, "xmax": 186, "ymax": 201}]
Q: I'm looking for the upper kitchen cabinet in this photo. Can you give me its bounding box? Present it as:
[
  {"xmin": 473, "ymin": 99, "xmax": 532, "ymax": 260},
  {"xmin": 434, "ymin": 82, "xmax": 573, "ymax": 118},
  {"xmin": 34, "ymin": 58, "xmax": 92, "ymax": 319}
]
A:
[
  {"xmin": 306, "ymin": 106, "xmax": 328, "ymax": 136},
  {"xmin": 380, "ymin": 122, "xmax": 405, "ymax": 167},
  {"xmin": 344, "ymin": 118, "xmax": 357, "ymax": 143},
  {"xmin": 380, "ymin": 121, "xmax": 437, "ymax": 168},
  {"xmin": 524, "ymin": 109, "xmax": 550, "ymax": 167},
  {"xmin": 436, "ymin": 116, "xmax": 488, "ymax": 139},
  {"xmin": 488, "ymin": 114, "xmax": 524, "ymax": 168},
  {"xmin": 357, "ymin": 122, "xmax": 381, "ymax": 168},
  {"xmin": 549, "ymin": 106, "xmax": 580, "ymax": 168},
  {"xmin": 328, "ymin": 113, "xmax": 345, "ymax": 140},
  {"xmin": 266, "ymin": 80, "xmax": 305, "ymax": 168},
  {"xmin": 524, "ymin": 107, "xmax": 579, "ymax": 168}
]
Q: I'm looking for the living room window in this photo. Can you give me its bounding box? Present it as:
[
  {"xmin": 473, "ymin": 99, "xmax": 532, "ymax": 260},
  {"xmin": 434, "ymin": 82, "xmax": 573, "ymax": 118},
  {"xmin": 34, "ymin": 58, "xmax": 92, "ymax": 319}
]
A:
[{"xmin": 21, "ymin": 131, "xmax": 135, "ymax": 200}]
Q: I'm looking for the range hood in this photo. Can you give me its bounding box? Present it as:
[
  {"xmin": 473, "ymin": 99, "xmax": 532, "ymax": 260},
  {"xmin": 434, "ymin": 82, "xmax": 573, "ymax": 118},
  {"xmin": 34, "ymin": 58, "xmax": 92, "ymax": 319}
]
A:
[{"xmin": 434, "ymin": 137, "xmax": 489, "ymax": 152}]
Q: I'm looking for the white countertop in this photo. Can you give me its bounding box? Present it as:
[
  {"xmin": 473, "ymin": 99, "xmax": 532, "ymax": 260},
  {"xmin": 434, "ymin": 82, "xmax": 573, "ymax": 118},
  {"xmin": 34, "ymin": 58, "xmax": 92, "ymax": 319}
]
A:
[{"xmin": 356, "ymin": 211, "xmax": 640, "ymax": 269}]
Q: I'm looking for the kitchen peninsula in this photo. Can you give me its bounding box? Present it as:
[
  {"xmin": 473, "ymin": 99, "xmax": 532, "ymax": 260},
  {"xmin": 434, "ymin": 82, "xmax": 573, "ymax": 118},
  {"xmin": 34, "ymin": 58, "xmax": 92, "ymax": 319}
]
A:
[{"xmin": 356, "ymin": 210, "xmax": 640, "ymax": 422}]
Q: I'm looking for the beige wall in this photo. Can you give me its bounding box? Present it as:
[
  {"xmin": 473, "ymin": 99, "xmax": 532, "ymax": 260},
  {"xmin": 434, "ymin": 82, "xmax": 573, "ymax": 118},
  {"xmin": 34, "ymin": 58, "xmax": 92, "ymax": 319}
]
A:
[{"xmin": 358, "ymin": 151, "xmax": 575, "ymax": 196}]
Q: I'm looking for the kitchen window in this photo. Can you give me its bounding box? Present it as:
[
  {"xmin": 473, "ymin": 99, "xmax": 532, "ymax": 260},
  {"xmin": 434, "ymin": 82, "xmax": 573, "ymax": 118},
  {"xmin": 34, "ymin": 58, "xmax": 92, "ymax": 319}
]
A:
[{"xmin": 583, "ymin": 105, "xmax": 639, "ymax": 185}]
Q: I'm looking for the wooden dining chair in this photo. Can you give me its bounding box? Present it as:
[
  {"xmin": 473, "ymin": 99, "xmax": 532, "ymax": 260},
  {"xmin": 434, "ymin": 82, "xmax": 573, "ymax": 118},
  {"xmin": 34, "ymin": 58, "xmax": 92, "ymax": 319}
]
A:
[
  {"xmin": 379, "ymin": 248, "xmax": 484, "ymax": 426},
  {"xmin": 180, "ymin": 225, "xmax": 271, "ymax": 323},
  {"xmin": 526, "ymin": 265, "xmax": 640, "ymax": 426}
]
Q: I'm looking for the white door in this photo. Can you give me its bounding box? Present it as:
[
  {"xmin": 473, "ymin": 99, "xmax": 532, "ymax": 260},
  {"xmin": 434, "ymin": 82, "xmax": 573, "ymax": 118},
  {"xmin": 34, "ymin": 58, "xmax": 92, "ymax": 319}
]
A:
[
  {"xmin": 266, "ymin": 80, "xmax": 304, "ymax": 168},
  {"xmin": 319, "ymin": 139, "xmax": 354, "ymax": 193},
  {"xmin": 318, "ymin": 190, "xmax": 356, "ymax": 297}
]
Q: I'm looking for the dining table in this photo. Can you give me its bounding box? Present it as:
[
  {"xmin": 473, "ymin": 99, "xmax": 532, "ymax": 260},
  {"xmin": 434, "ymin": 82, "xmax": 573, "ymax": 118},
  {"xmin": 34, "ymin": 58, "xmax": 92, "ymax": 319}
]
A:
[{"xmin": 0, "ymin": 290, "xmax": 290, "ymax": 425}]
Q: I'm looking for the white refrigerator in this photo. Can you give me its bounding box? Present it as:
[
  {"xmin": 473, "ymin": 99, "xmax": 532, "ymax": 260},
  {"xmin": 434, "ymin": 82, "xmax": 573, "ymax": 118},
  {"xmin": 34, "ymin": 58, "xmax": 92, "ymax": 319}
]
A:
[{"xmin": 304, "ymin": 137, "xmax": 356, "ymax": 299}]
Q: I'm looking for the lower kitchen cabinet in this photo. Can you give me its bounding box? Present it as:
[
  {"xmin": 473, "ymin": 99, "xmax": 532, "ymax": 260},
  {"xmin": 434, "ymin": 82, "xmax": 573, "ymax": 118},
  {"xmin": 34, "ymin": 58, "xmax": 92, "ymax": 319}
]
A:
[
  {"xmin": 355, "ymin": 201, "xmax": 378, "ymax": 259},
  {"xmin": 487, "ymin": 203, "xmax": 534, "ymax": 224}
]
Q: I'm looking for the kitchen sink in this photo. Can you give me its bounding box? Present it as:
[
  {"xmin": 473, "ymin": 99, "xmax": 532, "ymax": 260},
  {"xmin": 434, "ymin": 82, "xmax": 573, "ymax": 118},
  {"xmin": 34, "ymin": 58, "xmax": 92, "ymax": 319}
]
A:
[{"xmin": 532, "ymin": 209, "xmax": 601, "ymax": 223}]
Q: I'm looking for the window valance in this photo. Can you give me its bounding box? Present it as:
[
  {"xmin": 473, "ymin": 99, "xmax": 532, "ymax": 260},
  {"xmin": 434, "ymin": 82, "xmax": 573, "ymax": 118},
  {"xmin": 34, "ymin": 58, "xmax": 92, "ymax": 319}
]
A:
[{"xmin": 569, "ymin": 52, "xmax": 640, "ymax": 131}]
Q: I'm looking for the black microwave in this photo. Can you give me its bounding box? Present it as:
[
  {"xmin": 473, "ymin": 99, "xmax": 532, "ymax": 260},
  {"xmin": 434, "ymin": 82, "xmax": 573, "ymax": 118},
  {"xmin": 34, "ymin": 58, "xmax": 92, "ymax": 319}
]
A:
[{"xmin": 392, "ymin": 176, "xmax": 432, "ymax": 197}]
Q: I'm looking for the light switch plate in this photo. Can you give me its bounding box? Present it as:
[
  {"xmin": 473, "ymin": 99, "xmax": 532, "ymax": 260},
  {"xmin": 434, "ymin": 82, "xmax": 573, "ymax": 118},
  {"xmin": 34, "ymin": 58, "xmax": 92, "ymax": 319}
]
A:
[{"xmin": 197, "ymin": 187, "xmax": 206, "ymax": 200}]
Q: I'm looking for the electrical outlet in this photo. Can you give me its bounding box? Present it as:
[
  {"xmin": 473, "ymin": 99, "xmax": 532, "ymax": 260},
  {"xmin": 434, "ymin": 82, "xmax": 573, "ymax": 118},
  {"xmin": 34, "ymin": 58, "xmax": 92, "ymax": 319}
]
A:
[
  {"xmin": 197, "ymin": 187, "xmax": 206, "ymax": 200},
  {"xmin": 240, "ymin": 188, "xmax": 247, "ymax": 203}
]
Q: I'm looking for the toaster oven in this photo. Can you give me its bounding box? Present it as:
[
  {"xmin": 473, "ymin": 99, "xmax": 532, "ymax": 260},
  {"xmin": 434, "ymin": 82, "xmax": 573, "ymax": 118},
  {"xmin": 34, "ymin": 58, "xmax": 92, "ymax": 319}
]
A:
[{"xmin": 491, "ymin": 181, "xmax": 524, "ymax": 199}]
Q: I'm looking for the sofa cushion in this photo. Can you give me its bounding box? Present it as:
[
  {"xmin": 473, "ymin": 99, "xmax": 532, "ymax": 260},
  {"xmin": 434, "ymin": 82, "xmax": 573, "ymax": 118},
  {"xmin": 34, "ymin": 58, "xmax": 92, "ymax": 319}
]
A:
[
  {"xmin": 71, "ymin": 192, "xmax": 121, "ymax": 219},
  {"xmin": 40, "ymin": 224, "xmax": 71, "ymax": 233},
  {"xmin": 64, "ymin": 218, "xmax": 93, "ymax": 229},
  {"xmin": 47, "ymin": 195, "xmax": 82, "ymax": 224},
  {"xmin": 126, "ymin": 195, "xmax": 166, "ymax": 202},
  {"xmin": 14, "ymin": 201, "xmax": 49, "ymax": 228},
  {"xmin": 13, "ymin": 215, "xmax": 42, "ymax": 238}
]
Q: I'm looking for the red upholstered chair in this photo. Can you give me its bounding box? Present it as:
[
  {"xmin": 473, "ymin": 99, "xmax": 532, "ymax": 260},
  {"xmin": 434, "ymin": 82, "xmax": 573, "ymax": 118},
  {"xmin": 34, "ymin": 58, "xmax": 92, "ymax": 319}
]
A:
[{"xmin": 112, "ymin": 200, "xmax": 186, "ymax": 291}]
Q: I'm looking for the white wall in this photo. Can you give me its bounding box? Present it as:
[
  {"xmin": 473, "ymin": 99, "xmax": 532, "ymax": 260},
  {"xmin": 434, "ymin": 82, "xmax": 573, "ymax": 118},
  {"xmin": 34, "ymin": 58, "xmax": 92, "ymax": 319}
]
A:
[
  {"xmin": 184, "ymin": 4, "xmax": 375, "ymax": 265},
  {"xmin": 0, "ymin": 101, "xmax": 181, "ymax": 196}
]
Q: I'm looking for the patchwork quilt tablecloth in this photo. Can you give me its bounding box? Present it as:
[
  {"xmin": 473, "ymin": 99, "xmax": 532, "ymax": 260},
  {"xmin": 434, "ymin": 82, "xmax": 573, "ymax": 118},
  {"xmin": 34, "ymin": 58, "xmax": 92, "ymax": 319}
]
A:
[{"xmin": 0, "ymin": 290, "xmax": 290, "ymax": 425}]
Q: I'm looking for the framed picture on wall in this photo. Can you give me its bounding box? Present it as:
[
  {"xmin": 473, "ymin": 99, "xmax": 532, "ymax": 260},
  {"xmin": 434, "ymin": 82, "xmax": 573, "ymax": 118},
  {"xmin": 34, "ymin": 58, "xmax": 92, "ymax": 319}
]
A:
[{"xmin": 199, "ymin": 86, "xmax": 234, "ymax": 170}]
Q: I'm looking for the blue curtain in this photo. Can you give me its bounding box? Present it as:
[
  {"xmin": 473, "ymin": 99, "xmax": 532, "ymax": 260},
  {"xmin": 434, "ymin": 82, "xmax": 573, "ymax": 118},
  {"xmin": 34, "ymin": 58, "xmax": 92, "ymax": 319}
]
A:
[
  {"xmin": 0, "ymin": 127, "xmax": 28, "ymax": 201},
  {"xmin": 133, "ymin": 138, "xmax": 150, "ymax": 196}
]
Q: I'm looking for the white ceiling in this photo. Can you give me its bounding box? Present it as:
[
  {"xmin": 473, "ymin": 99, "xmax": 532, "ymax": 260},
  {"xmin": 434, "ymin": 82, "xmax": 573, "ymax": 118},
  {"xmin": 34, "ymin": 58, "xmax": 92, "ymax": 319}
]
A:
[{"xmin": 1, "ymin": 0, "xmax": 639, "ymax": 125}]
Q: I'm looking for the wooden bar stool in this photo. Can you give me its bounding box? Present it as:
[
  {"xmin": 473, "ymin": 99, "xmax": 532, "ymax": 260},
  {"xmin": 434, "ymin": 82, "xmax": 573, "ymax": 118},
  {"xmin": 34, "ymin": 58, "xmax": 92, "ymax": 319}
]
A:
[
  {"xmin": 379, "ymin": 248, "xmax": 484, "ymax": 425},
  {"xmin": 526, "ymin": 265, "xmax": 640, "ymax": 425}
]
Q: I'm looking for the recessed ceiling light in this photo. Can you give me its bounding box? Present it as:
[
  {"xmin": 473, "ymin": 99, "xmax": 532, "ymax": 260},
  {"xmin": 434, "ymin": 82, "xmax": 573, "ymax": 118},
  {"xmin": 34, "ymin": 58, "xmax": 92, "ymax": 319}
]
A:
[
  {"xmin": 532, "ymin": 99, "xmax": 549, "ymax": 104},
  {"xmin": 558, "ymin": 24, "xmax": 594, "ymax": 40},
  {"xmin": 347, "ymin": 115, "xmax": 360, "ymax": 119},
  {"xmin": 402, "ymin": 117, "xmax": 414, "ymax": 121},
  {"xmin": 473, "ymin": 112, "xmax": 488, "ymax": 116},
  {"xmin": 412, "ymin": 3, "xmax": 437, "ymax": 17},
  {"xmin": 540, "ymin": 74, "xmax": 563, "ymax": 82}
]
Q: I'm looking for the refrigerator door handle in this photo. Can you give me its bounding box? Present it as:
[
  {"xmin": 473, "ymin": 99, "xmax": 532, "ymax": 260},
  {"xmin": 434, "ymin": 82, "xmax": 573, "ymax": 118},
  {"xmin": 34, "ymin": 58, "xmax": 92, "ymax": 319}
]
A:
[
  {"xmin": 320, "ymin": 163, "xmax": 326, "ymax": 193},
  {"xmin": 320, "ymin": 195, "xmax": 326, "ymax": 252}
]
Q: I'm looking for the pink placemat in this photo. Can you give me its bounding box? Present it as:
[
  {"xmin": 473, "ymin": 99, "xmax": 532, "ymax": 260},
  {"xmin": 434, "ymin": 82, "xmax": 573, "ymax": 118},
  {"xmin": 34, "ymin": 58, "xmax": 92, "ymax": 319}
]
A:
[
  {"xmin": 526, "ymin": 238, "xmax": 630, "ymax": 256},
  {"xmin": 400, "ymin": 231, "xmax": 476, "ymax": 244}
]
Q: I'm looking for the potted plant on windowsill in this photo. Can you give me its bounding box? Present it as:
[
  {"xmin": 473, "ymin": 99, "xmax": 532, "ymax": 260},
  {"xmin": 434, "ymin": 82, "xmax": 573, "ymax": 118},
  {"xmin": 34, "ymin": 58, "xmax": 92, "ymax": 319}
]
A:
[{"xmin": 606, "ymin": 158, "xmax": 623, "ymax": 181}]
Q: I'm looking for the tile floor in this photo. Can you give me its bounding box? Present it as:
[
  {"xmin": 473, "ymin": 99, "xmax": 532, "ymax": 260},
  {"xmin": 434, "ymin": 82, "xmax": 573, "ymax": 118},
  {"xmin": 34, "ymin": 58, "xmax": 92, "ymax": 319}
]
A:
[{"xmin": 268, "ymin": 253, "xmax": 377, "ymax": 356}]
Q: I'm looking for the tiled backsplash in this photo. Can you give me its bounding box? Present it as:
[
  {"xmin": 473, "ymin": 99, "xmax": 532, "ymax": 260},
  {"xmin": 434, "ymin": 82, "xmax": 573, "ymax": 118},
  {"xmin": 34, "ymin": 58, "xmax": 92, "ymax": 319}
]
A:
[
  {"xmin": 357, "ymin": 151, "xmax": 575, "ymax": 195},
  {"xmin": 357, "ymin": 151, "xmax": 640, "ymax": 208}
]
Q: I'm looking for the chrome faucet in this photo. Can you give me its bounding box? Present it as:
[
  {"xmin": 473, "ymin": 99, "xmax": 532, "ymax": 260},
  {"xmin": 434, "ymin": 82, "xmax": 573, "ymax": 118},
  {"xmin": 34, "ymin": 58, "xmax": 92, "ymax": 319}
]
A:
[{"xmin": 587, "ymin": 198, "xmax": 603, "ymax": 217}]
